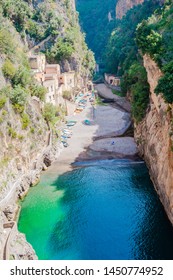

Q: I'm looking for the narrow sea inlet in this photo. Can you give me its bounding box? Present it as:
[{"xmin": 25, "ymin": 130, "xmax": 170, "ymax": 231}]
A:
[{"xmin": 18, "ymin": 160, "xmax": 173, "ymax": 260}]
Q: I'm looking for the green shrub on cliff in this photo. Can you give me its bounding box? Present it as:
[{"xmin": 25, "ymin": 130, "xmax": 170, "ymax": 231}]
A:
[
  {"xmin": 1, "ymin": 0, "xmax": 31, "ymax": 32},
  {"xmin": 30, "ymin": 84, "xmax": 47, "ymax": 101},
  {"xmin": 62, "ymin": 90, "xmax": 71, "ymax": 101},
  {"xmin": 25, "ymin": 19, "xmax": 46, "ymax": 41},
  {"xmin": 0, "ymin": 96, "xmax": 7, "ymax": 109},
  {"xmin": 135, "ymin": 1, "xmax": 173, "ymax": 104},
  {"xmin": 155, "ymin": 61, "xmax": 173, "ymax": 103},
  {"xmin": 8, "ymin": 126, "xmax": 17, "ymax": 138},
  {"xmin": 9, "ymin": 85, "xmax": 27, "ymax": 106},
  {"xmin": 12, "ymin": 66, "xmax": 31, "ymax": 87},
  {"xmin": 47, "ymin": 38, "xmax": 75, "ymax": 62},
  {"xmin": 136, "ymin": 20, "xmax": 163, "ymax": 64},
  {"xmin": 0, "ymin": 28, "xmax": 15, "ymax": 58},
  {"xmin": 2, "ymin": 59, "xmax": 16, "ymax": 80},
  {"xmin": 43, "ymin": 103, "xmax": 57, "ymax": 124},
  {"xmin": 122, "ymin": 62, "xmax": 150, "ymax": 122},
  {"xmin": 0, "ymin": 87, "xmax": 8, "ymax": 110},
  {"xmin": 12, "ymin": 104, "xmax": 24, "ymax": 114},
  {"xmin": 21, "ymin": 113, "xmax": 30, "ymax": 129},
  {"xmin": 131, "ymin": 82, "xmax": 150, "ymax": 123}
]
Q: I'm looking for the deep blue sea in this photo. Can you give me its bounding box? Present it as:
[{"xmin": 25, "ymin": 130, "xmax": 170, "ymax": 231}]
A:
[{"xmin": 18, "ymin": 160, "xmax": 173, "ymax": 260}]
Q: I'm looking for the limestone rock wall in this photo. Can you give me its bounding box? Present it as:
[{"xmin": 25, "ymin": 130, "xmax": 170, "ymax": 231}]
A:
[
  {"xmin": 135, "ymin": 54, "xmax": 173, "ymax": 224},
  {"xmin": 0, "ymin": 127, "xmax": 62, "ymax": 259},
  {"xmin": 116, "ymin": 0, "xmax": 145, "ymax": 19},
  {"xmin": 116, "ymin": 0, "xmax": 165, "ymax": 19}
]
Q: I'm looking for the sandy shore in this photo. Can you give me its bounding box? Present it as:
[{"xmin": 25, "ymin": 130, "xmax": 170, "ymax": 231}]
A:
[
  {"xmin": 47, "ymin": 86, "xmax": 138, "ymax": 175},
  {"xmin": 95, "ymin": 83, "xmax": 131, "ymax": 112},
  {"xmin": 89, "ymin": 137, "xmax": 138, "ymax": 156}
]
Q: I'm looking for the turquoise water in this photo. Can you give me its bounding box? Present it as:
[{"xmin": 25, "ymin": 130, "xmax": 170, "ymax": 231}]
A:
[{"xmin": 18, "ymin": 160, "xmax": 173, "ymax": 260}]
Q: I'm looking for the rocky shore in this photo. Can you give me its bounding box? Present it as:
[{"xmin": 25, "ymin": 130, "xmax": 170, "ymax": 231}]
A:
[{"xmin": 0, "ymin": 141, "xmax": 63, "ymax": 260}]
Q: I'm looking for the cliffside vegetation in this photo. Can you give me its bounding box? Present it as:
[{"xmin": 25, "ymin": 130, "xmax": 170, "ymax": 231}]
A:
[
  {"xmin": 105, "ymin": 0, "xmax": 163, "ymax": 122},
  {"xmin": 0, "ymin": 13, "xmax": 53, "ymax": 190},
  {"xmin": 136, "ymin": 0, "xmax": 173, "ymax": 103},
  {"xmin": 0, "ymin": 0, "xmax": 95, "ymax": 194},
  {"xmin": 0, "ymin": 0, "xmax": 95, "ymax": 128},
  {"xmin": 0, "ymin": 12, "xmax": 57, "ymax": 125},
  {"xmin": 122, "ymin": 62, "xmax": 150, "ymax": 123},
  {"xmin": 0, "ymin": 0, "xmax": 95, "ymax": 76}
]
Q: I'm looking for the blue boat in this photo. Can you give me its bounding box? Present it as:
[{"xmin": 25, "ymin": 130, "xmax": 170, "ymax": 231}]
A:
[{"xmin": 84, "ymin": 119, "xmax": 91, "ymax": 125}]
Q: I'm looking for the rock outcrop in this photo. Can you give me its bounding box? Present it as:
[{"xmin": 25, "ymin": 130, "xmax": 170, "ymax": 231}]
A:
[
  {"xmin": 0, "ymin": 130, "xmax": 63, "ymax": 260},
  {"xmin": 135, "ymin": 54, "xmax": 173, "ymax": 224},
  {"xmin": 116, "ymin": 0, "xmax": 165, "ymax": 19},
  {"xmin": 116, "ymin": 0, "xmax": 145, "ymax": 19}
]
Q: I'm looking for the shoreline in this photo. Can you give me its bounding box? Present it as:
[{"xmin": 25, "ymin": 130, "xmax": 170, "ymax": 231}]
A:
[
  {"xmin": 2, "ymin": 84, "xmax": 139, "ymax": 260},
  {"xmin": 43, "ymin": 91, "xmax": 138, "ymax": 177}
]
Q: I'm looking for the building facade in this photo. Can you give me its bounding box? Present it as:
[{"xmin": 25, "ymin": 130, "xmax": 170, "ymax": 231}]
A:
[
  {"xmin": 29, "ymin": 54, "xmax": 76, "ymax": 106},
  {"xmin": 104, "ymin": 73, "xmax": 121, "ymax": 86}
]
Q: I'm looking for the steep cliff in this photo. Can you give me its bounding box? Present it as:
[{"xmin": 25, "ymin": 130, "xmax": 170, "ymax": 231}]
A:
[
  {"xmin": 116, "ymin": 0, "xmax": 165, "ymax": 19},
  {"xmin": 116, "ymin": 0, "xmax": 173, "ymax": 225},
  {"xmin": 135, "ymin": 55, "xmax": 173, "ymax": 224},
  {"xmin": 0, "ymin": 14, "xmax": 61, "ymax": 260},
  {"xmin": 106, "ymin": 0, "xmax": 162, "ymax": 74},
  {"xmin": 0, "ymin": 0, "xmax": 95, "ymax": 76},
  {"xmin": 0, "ymin": 0, "xmax": 94, "ymax": 260},
  {"xmin": 116, "ymin": 0, "xmax": 145, "ymax": 19}
]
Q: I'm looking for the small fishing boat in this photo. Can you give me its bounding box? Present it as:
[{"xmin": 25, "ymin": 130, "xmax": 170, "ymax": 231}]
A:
[{"xmin": 84, "ymin": 119, "xmax": 91, "ymax": 125}]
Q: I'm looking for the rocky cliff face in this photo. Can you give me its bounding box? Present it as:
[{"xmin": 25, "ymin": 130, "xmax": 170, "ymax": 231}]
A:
[
  {"xmin": 116, "ymin": 0, "xmax": 145, "ymax": 19},
  {"xmin": 135, "ymin": 54, "xmax": 173, "ymax": 225},
  {"xmin": 0, "ymin": 18, "xmax": 49, "ymax": 259},
  {"xmin": 0, "ymin": 0, "xmax": 93, "ymax": 260},
  {"xmin": 116, "ymin": 0, "xmax": 165, "ymax": 19},
  {"xmin": 0, "ymin": 93, "xmax": 62, "ymax": 260}
]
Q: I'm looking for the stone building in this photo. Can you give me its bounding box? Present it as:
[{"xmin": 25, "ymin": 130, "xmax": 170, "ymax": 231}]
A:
[
  {"xmin": 104, "ymin": 73, "xmax": 121, "ymax": 86},
  {"xmin": 29, "ymin": 54, "xmax": 46, "ymax": 73},
  {"xmin": 60, "ymin": 71, "xmax": 76, "ymax": 92},
  {"xmin": 45, "ymin": 64, "xmax": 61, "ymax": 76},
  {"xmin": 43, "ymin": 76, "xmax": 56, "ymax": 105},
  {"xmin": 29, "ymin": 53, "xmax": 84, "ymax": 107},
  {"xmin": 29, "ymin": 54, "xmax": 63, "ymax": 105}
]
